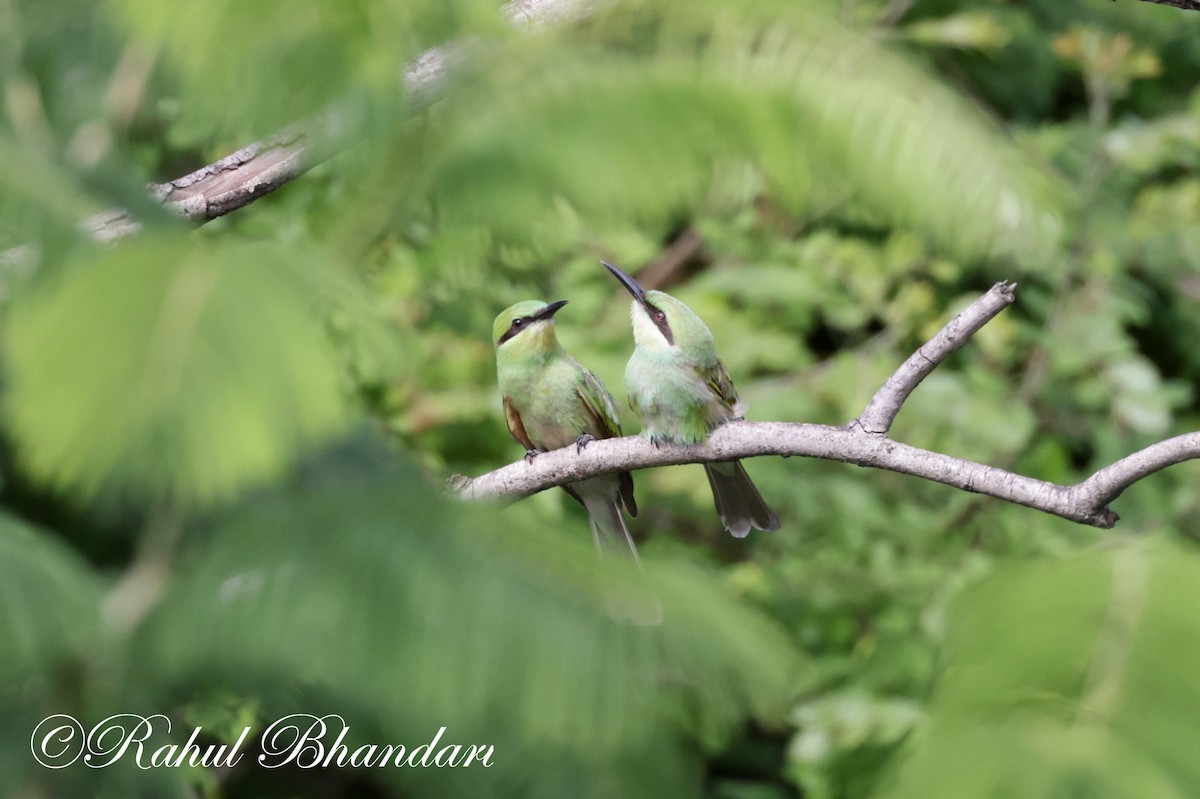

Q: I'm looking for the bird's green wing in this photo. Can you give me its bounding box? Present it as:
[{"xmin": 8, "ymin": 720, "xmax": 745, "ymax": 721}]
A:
[
  {"xmin": 698, "ymin": 359, "xmax": 741, "ymax": 415},
  {"xmin": 577, "ymin": 369, "xmax": 624, "ymax": 439},
  {"xmin": 577, "ymin": 369, "xmax": 637, "ymax": 517}
]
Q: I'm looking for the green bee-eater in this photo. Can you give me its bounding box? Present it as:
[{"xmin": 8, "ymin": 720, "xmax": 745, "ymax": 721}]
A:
[
  {"xmin": 603, "ymin": 261, "xmax": 780, "ymax": 537},
  {"xmin": 493, "ymin": 299, "xmax": 640, "ymax": 561}
]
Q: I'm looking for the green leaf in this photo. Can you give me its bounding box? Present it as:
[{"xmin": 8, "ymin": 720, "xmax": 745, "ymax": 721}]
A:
[
  {"xmin": 882, "ymin": 538, "xmax": 1200, "ymax": 798},
  {"xmin": 2, "ymin": 235, "xmax": 349, "ymax": 507}
]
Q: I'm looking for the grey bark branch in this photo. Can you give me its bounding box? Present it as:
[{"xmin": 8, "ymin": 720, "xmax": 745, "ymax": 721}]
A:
[
  {"xmin": 147, "ymin": 126, "xmax": 311, "ymax": 225},
  {"xmin": 83, "ymin": 126, "xmax": 314, "ymax": 240},
  {"xmin": 449, "ymin": 282, "xmax": 1200, "ymax": 529}
]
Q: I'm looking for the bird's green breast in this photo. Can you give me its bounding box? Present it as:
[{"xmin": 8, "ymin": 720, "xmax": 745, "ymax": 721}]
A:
[
  {"xmin": 499, "ymin": 355, "xmax": 597, "ymax": 451},
  {"xmin": 626, "ymin": 347, "xmax": 722, "ymax": 444}
]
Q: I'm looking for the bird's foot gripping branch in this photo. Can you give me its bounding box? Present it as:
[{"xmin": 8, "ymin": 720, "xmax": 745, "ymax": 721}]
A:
[{"xmin": 449, "ymin": 281, "xmax": 1200, "ymax": 529}]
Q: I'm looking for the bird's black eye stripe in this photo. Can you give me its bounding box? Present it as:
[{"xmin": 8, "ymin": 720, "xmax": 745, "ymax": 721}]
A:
[
  {"xmin": 646, "ymin": 304, "xmax": 674, "ymax": 345},
  {"xmin": 498, "ymin": 316, "xmax": 531, "ymax": 345}
]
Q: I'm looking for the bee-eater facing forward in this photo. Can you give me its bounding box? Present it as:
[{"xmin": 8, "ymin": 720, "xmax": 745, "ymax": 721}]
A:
[
  {"xmin": 493, "ymin": 300, "xmax": 640, "ymax": 561},
  {"xmin": 603, "ymin": 261, "xmax": 780, "ymax": 537}
]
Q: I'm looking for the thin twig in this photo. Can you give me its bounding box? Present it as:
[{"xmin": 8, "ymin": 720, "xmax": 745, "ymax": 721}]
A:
[
  {"xmin": 102, "ymin": 502, "xmax": 183, "ymax": 633},
  {"xmin": 631, "ymin": 227, "xmax": 706, "ymax": 291},
  {"xmin": 875, "ymin": 0, "xmax": 916, "ymax": 28},
  {"xmin": 448, "ymin": 282, "xmax": 1200, "ymax": 529},
  {"xmin": 855, "ymin": 281, "xmax": 1016, "ymax": 435}
]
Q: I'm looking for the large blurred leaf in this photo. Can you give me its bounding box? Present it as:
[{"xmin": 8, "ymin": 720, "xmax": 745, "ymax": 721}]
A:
[
  {"xmin": 129, "ymin": 446, "xmax": 801, "ymax": 798},
  {"xmin": 2, "ymin": 236, "xmax": 349, "ymax": 507},
  {"xmin": 881, "ymin": 537, "xmax": 1200, "ymax": 798}
]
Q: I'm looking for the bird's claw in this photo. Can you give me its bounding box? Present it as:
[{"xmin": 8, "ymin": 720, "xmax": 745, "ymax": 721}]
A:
[
  {"xmin": 524, "ymin": 449, "xmax": 539, "ymax": 463},
  {"xmin": 575, "ymin": 434, "xmax": 596, "ymax": 454}
]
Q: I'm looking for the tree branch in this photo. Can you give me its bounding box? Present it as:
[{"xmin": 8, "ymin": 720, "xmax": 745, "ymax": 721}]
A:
[
  {"xmin": 448, "ymin": 282, "xmax": 1200, "ymax": 529},
  {"xmin": 1136, "ymin": 0, "xmax": 1200, "ymax": 9},
  {"xmin": 146, "ymin": 126, "xmax": 312, "ymax": 226}
]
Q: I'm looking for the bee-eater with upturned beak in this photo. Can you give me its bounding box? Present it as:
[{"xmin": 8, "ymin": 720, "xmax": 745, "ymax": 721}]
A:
[
  {"xmin": 602, "ymin": 261, "xmax": 780, "ymax": 537},
  {"xmin": 493, "ymin": 300, "xmax": 640, "ymax": 561}
]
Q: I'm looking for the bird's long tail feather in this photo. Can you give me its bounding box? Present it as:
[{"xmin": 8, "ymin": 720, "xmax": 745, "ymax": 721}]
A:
[
  {"xmin": 580, "ymin": 489, "xmax": 661, "ymax": 624},
  {"xmin": 704, "ymin": 460, "xmax": 780, "ymax": 537},
  {"xmin": 584, "ymin": 493, "xmax": 641, "ymax": 566}
]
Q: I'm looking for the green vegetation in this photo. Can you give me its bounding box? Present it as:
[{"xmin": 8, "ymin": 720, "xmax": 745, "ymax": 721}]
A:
[{"xmin": 3, "ymin": 0, "xmax": 1200, "ymax": 796}]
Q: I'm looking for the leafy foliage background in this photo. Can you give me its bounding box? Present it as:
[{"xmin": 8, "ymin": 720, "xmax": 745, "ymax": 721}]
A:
[{"xmin": 2, "ymin": 0, "xmax": 1200, "ymax": 796}]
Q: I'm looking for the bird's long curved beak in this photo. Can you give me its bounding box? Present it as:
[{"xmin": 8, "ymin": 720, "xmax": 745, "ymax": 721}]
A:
[
  {"xmin": 602, "ymin": 261, "xmax": 650, "ymax": 307},
  {"xmin": 533, "ymin": 299, "xmax": 569, "ymax": 321}
]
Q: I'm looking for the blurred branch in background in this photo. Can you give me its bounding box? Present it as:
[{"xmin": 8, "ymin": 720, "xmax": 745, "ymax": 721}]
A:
[{"xmin": 452, "ymin": 282, "xmax": 1200, "ymax": 528}]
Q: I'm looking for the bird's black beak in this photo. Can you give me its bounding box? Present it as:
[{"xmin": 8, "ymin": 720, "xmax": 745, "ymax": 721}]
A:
[
  {"xmin": 533, "ymin": 299, "xmax": 569, "ymax": 321},
  {"xmin": 602, "ymin": 261, "xmax": 650, "ymax": 308},
  {"xmin": 605, "ymin": 260, "xmax": 674, "ymax": 345}
]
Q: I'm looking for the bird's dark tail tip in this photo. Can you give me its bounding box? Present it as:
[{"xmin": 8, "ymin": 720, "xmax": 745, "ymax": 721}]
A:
[{"xmin": 704, "ymin": 461, "xmax": 781, "ymax": 537}]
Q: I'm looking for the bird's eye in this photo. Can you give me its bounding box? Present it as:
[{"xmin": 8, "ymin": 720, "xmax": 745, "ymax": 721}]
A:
[
  {"xmin": 655, "ymin": 311, "xmax": 666, "ymax": 321},
  {"xmin": 513, "ymin": 318, "xmax": 524, "ymax": 328}
]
